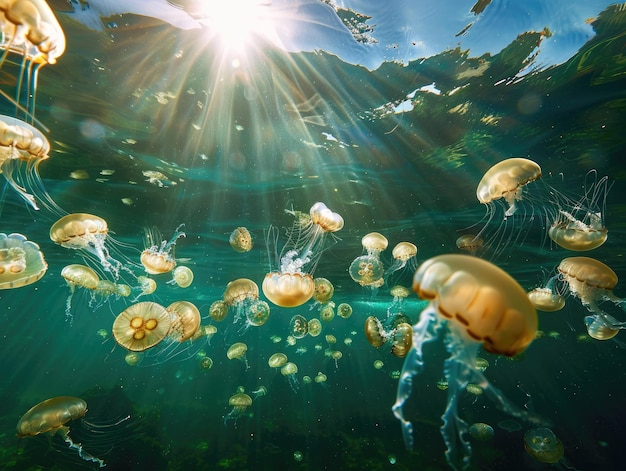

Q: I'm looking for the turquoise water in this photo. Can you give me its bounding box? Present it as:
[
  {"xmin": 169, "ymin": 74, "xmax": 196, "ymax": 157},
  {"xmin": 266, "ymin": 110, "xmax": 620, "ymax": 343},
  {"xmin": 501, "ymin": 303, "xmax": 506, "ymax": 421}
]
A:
[{"xmin": 1, "ymin": 1, "xmax": 626, "ymax": 470}]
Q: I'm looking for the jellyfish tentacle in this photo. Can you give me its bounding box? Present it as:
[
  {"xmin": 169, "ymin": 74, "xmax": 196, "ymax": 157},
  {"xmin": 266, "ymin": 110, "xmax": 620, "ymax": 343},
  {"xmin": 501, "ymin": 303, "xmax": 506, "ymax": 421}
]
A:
[{"xmin": 59, "ymin": 425, "xmax": 106, "ymax": 468}]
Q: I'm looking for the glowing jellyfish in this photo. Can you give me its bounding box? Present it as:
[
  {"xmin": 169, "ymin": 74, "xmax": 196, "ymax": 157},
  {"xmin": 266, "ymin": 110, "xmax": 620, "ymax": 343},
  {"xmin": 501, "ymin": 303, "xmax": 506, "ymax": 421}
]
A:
[
  {"xmin": 50, "ymin": 213, "xmax": 129, "ymax": 278},
  {"xmin": 386, "ymin": 242, "xmax": 418, "ymax": 278},
  {"xmin": 289, "ymin": 314, "xmax": 308, "ymax": 338},
  {"xmin": 263, "ymin": 202, "xmax": 343, "ymax": 307},
  {"xmin": 477, "ymin": 158, "xmax": 542, "ymax": 218},
  {"xmin": 349, "ymin": 254, "xmax": 385, "ymax": 288},
  {"xmin": 229, "ymin": 226, "xmax": 253, "ymax": 252},
  {"xmin": 524, "ymin": 427, "xmax": 564, "ymax": 464},
  {"xmin": 246, "ymin": 299, "xmax": 271, "ymax": 327},
  {"xmin": 337, "ymin": 302, "xmax": 352, "ymax": 319},
  {"xmin": 0, "ymin": 232, "xmax": 47, "ymax": 289},
  {"xmin": 16, "ymin": 396, "xmax": 104, "ymax": 467},
  {"xmin": 319, "ymin": 301, "xmax": 335, "ymax": 322},
  {"xmin": 469, "ymin": 423, "xmax": 494, "ymax": 441},
  {"xmin": 584, "ymin": 314, "xmax": 619, "ymax": 340},
  {"xmin": 167, "ymin": 301, "xmax": 201, "ymax": 342},
  {"xmin": 169, "ymin": 266, "xmax": 194, "ymax": 288},
  {"xmin": 361, "ymin": 232, "xmax": 388, "ymax": 257},
  {"xmin": 314, "ymin": 372, "xmax": 327, "ymax": 384},
  {"xmin": 281, "ymin": 362, "xmax": 299, "ymax": 392},
  {"xmin": 209, "ymin": 299, "xmax": 228, "ymax": 322},
  {"xmin": 313, "ymin": 277, "xmax": 334, "ymax": 303},
  {"xmin": 307, "ymin": 318, "xmax": 322, "ymax": 336},
  {"xmin": 268, "ymin": 352, "xmax": 288, "ymax": 368},
  {"xmin": 557, "ymin": 256, "xmax": 626, "ymax": 330},
  {"xmin": 223, "ymin": 393, "xmax": 252, "ymax": 425},
  {"xmin": 223, "ymin": 278, "xmax": 259, "ymax": 324},
  {"xmin": 140, "ymin": 224, "xmax": 185, "ymax": 275},
  {"xmin": 125, "ymin": 351, "xmax": 143, "ymax": 366},
  {"xmin": 456, "ymin": 235, "xmax": 483, "ymax": 255},
  {"xmin": 365, "ymin": 316, "xmax": 387, "ymax": 348},
  {"xmin": 393, "ymin": 254, "xmax": 541, "ymax": 470},
  {"xmin": 373, "ymin": 359, "xmax": 384, "ymax": 370},
  {"xmin": 60, "ymin": 263, "xmax": 99, "ymax": 321},
  {"xmin": 112, "ymin": 301, "xmax": 172, "ymax": 352},
  {"xmin": 528, "ymin": 287, "xmax": 565, "ymax": 312},
  {"xmin": 227, "ymin": 342, "xmax": 249, "ymax": 369}
]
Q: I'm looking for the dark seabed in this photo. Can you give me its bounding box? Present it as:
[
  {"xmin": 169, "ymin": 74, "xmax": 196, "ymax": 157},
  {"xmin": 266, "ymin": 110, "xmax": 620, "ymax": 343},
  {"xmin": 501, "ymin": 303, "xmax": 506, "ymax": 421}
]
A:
[{"xmin": 1, "ymin": 1, "xmax": 626, "ymax": 470}]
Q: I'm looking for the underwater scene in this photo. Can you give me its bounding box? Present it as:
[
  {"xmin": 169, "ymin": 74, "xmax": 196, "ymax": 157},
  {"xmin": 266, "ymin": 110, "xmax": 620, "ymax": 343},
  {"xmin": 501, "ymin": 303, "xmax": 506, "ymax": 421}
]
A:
[{"xmin": 1, "ymin": 0, "xmax": 626, "ymax": 470}]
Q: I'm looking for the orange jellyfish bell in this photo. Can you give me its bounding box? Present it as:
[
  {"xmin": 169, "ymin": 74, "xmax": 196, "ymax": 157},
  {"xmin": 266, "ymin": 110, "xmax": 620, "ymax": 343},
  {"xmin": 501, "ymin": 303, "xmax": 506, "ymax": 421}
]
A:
[
  {"xmin": 112, "ymin": 301, "xmax": 173, "ymax": 352},
  {"xmin": 17, "ymin": 396, "xmax": 87, "ymax": 438},
  {"xmin": 309, "ymin": 202, "xmax": 344, "ymax": 232},
  {"xmin": 50, "ymin": 213, "xmax": 108, "ymax": 249},
  {"xmin": 167, "ymin": 301, "xmax": 201, "ymax": 342},
  {"xmin": 262, "ymin": 271, "xmax": 315, "ymax": 307}
]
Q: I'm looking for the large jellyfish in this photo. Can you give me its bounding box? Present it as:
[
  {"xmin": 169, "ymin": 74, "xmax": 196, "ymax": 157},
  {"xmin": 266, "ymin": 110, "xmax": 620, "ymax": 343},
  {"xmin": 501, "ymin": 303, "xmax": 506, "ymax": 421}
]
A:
[
  {"xmin": 140, "ymin": 224, "xmax": 186, "ymax": 275},
  {"xmin": 17, "ymin": 396, "xmax": 104, "ymax": 467},
  {"xmin": 263, "ymin": 202, "xmax": 343, "ymax": 307},
  {"xmin": 556, "ymin": 256, "xmax": 626, "ymax": 333},
  {"xmin": 0, "ymin": 232, "xmax": 47, "ymax": 289},
  {"xmin": 112, "ymin": 301, "xmax": 173, "ymax": 352},
  {"xmin": 392, "ymin": 254, "xmax": 542, "ymax": 470},
  {"xmin": 50, "ymin": 213, "xmax": 135, "ymax": 279}
]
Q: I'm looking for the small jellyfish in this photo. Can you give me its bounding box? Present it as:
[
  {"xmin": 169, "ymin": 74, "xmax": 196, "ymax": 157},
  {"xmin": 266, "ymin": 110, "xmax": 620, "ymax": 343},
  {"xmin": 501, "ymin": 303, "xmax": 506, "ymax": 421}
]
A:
[
  {"xmin": 223, "ymin": 278, "xmax": 259, "ymax": 324},
  {"xmin": 246, "ymin": 299, "xmax": 271, "ymax": 327},
  {"xmin": 388, "ymin": 285, "xmax": 411, "ymax": 314},
  {"xmin": 390, "ymin": 323, "xmax": 412, "ymax": 358},
  {"xmin": 524, "ymin": 427, "xmax": 564, "ymax": 464},
  {"xmin": 112, "ymin": 302, "xmax": 172, "ymax": 352},
  {"xmin": 393, "ymin": 254, "xmax": 541, "ymax": 470},
  {"xmin": 125, "ymin": 352, "xmax": 143, "ymax": 366},
  {"xmin": 281, "ymin": 362, "xmax": 299, "ymax": 392},
  {"xmin": 229, "ymin": 227, "xmax": 253, "ymax": 252},
  {"xmin": 314, "ymin": 372, "xmax": 327, "ymax": 384},
  {"xmin": 364, "ymin": 316, "xmax": 387, "ymax": 348},
  {"xmin": 455, "ymin": 235, "xmax": 483, "ymax": 255},
  {"xmin": 263, "ymin": 202, "xmax": 343, "ymax": 307},
  {"xmin": 209, "ymin": 299, "xmax": 229, "ymax": 322},
  {"xmin": 349, "ymin": 254, "xmax": 385, "ymax": 288},
  {"xmin": 268, "ymin": 352, "xmax": 288, "ymax": 369},
  {"xmin": 132, "ymin": 276, "xmax": 157, "ymax": 301},
  {"xmin": 250, "ymin": 386, "xmax": 267, "ymax": 400},
  {"xmin": 361, "ymin": 232, "xmax": 388, "ymax": 257},
  {"xmin": 319, "ymin": 302, "xmax": 335, "ymax": 322},
  {"xmin": 0, "ymin": 233, "xmax": 47, "ymax": 289},
  {"xmin": 385, "ymin": 241, "xmax": 418, "ymax": 279},
  {"xmin": 60, "ymin": 263, "xmax": 99, "ymax": 322},
  {"xmin": 140, "ymin": 224, "xmax": 185, "ymax": 275},
  {"xmin": 200, "ymin": 357, "xmax": 214, "ymax": 369},
  {"xmin": 528, "ymin": 287, "xmax": 566, "ymax": 312},
  {"xmin": 223, "ymin": 393, "xmax": 253, "ymax": 425},
  {"xmin": 313, "ymin": 277, "xmax": 334, "ymax": 304},
  {"xmin": 373, "ymin": 359, "xmax": 384, "ymax": 370},
  {"xmin": 584, "ymin": 314, "xmax": 619, "ymax": 341},
  {"xmin": 167, "ymin": 301, "xmax": 201, "ymax": 342},
  {"xmin": 17, "ymin": 396, "xmax": 104, "ymax": 467},
  {"xmin": 337, "ymin": 302, "xmax": 353, "ymax": 319},
  {"xmin": 289, "ymin": 314, "xmax": 308, "ymax": 338},
  {"xmin": 168, "ymin": 266, "xmax": 194, "ymax": 288},
  {"xmin": 469, "ymin": 423, "xmax": 494, "ymax": 441},
  {"xmin": 293, "ymin": 450, "xmax": 303, "ymax": 462},
  {"xmin": 307, "ymin": 318, "xmax": 322, "ymax": 337},
  {"xmin": 227, "ymin": 342, "xmax": 249, "ymax": 369}
]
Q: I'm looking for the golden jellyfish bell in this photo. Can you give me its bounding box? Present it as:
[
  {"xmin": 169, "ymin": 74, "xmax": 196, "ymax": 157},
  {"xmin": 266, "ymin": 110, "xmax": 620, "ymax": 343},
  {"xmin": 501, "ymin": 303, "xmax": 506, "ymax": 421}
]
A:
[
  {"xmin": 558, "ymin": 256, "xmax": 618, "ymax": 291},
  {"xmin": 390, "ymin": 285, "xmax": 410, "ymax": 299},
  {"xmin": 528, "ymin": 288, "xmax": 565, "ymax": 312},
  {"xmin": 229, "ymin": 393, "xmax": 252, "ymax": 409},
  {"xmin": 112, "ymin": 301, "xmax": 172, "ymax": 352},
  {"xmin": 268, "ymin": 352, "xmax": 288, "ymax": 368},
  {"xmin": 361, "ymin": 232, "xmax": 388, "ymax": 253},
  {"xmin": 309, "ymin": 202, "xmax": 344, "ymax": 232},
  {"xmin": 524, "ymin": 427, "xmax": 564, "ymax": 464},
  {"xmin": 209, "ymin": 299, "xmax": 228, "ymax": 322},
  {"xmin": 137, "ymin": 276, "xmax": 157, "ymax": 295},
  {"xmin": 17, "ymin": 396, "xmax": 86, "ymax": 438},
  {"xmin": 319, "ymin": 302, "xmax": 335, "ymax": 322},
  {"xmin": 392, "ymin": 242, "xmax": 417, "ymax": 261},
  {"xmin": 289, "ymin": 315, "xmax": 308, "ymax": 339},
  {"xmin": 50, "ymin": 213, "xmax": 108, "ymax": 249},
  {"xmin": 223, "ymin": 278, "xmax": 259, "ymax": 305},
  {"xmin": 262, "ymin": 272, "xmax": 315, "ymax": 307},
  {"xmin": 140, "ymin": 249, "xmax": 175, "ymax": 275},
  {"xmin": 307, "ymin": 318, "xmax": 322, "ymax": 336},
  {"xmin": 456, "ymin": 235, "xmax": 483, "ymax": 253},
  {"xmin": 337, "ymin": 302, "xmax": 353, "ymax": 319},
  {"xmin": 364, "ymin": 316, "xmax": 386, "ymax": 348},
  {"xmin": 0, "ymin": 233, "xmax": 47, "ymax": 289},
  {"xmin": 171, "ymin": 266, "xmax": 194, "ymax": 288},
  {"xmin": 227, "ymin": 342, "xmax": 248, "ymax": 360},
  {"xmin": 477, "ymin": 158, "xmax": 542, "ymax": 204},
  {"xmin": 548, "ymin": 220, "xmax": 607, "ymax": 251},
  {"xmin": 61, "ymin": 264, "xmax": 99, "ymax": 290},
  {"xmin": 313, "ymin": 277, "xmax": 334, "ymax": 303},
  {"xmin": 391, "ymin": 323, "xmax": 413, "ymax": 358},
  {"xmin": 585, "ymin": 315, "xmax": 619, "ymax": 341},
  {"xmin": 229, "ymin": 227, "xmax": 253, "ymax": 252},
  {"xmin": 413, "ymin": 254, "xmax": 537, "ymax": 357},
  {"xmin": 167, "ymin": 301, "xmax": 201, "ymax": 342},
  {"xmin": 281, "ymin": 361, "xmax": 298, "ymax": 376}
]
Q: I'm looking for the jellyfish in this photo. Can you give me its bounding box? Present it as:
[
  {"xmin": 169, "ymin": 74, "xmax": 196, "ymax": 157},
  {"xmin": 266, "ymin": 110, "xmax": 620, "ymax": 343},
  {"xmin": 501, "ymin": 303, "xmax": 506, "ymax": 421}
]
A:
[
  {"xmin": 60, "ymin": 263, "xmax": 99, "ymax": 322},
  {"xmin": 528, "ymin": 287, "xmax": 566, "ymax": 312},
  {"xmin": 557, "ymin": 256, "xmax": 626, "ymax": 330},
  {"xmin": 281, "ymin": 361, "xmax": 299, "ymax": 392},
  {"xmin": 388, "ymin": 285, "xmax": 411, "ymax": 315},
  {"xmin": 289, "ymin": 314, "xmax": 308, "ymax": 338},
  {"xmin": 349, "ymin": 253, "xmax": 385, "ymax": 288},
  {"xmin": 392, "ymin": 254, "xmax": 542, "ymax": 471},
  {"xmin": 124, "ymin": 351, "xmax": 143, "ymax": 366},
  {"xmin": 263, "ymin": 202, "xmax": 343, "ymax": 307},
  {"xmin": 0, "ymin": 232, "xmax": 47, "ymax": 289},
  {"xmin": 167, "ymin": 301, "xmax": 201, "ymax": 342},
  {"xmin": 268, "ymin": 352, "xmax": 288, "ymax": 369},
  {"xmin": 245, "ymin": 299, "xmax": 271, "ymax": 327},
  {"xmin": 337, "ymin": 302, "xmax": 353, "ymax": 319},
  {"xmin": 223, "ymin": 393, "xmax": 252, "ymax": 425},
  {"xmin": 209, "ymin": 299, "xmax": 229, "ymax": 322},
  {"xmin": 250, "ymin": 386, "xmax": 267, "ymax": 401},
  {"xmin": 468, "ymin": 423, "xmax": 494, "ymax": 441},
  {"xmin": 50, "ymin": 213, "xmax": 133, "ymax": 279},
  {"xmin": 200, "ymin": 356, "xmax": 214, "ymax": 370},
  {"xmin": 364, "ymin": 315, "xmax": 387, "ymax": 348},
  {"xmin": 312, "ymin": 277, "xmax": 334, "ymax": 304},
  {"xmin": 455, "ymin": 235, "xmax": 483, "ymax": 255},
  {"xmin": 227, "ymin": 342, "xmax": 249, "ymax": 369},
  {"xmin": 16, "ymin": 396, "xmax": 105, "ymax": 467},
  {"xmin": 168, "ymin": 265, "xmax": 193, "ymax": 288},
  {"xmin": 140, "ymin": 224, "xmax": 185, "ymax": 275},
  {"xmin": 131, "ymin": 275, "xmax": 157, "ymax": 301},
  {"xmin": 390, "ymin": 323, "xmax": 412, "ymax": 358},
  {"xmin": 229, "ymin": 226, "xmax": 253, "ymax": 252},
  {"xmin": 385, "ymin": 242, "xmax": 418, "ymax": 281},
  {"xmin": 314, "ymin": 371, "xmax": 327, "ymax": 384},
  {"xmin": 524, "ymin": 427, "xmax": 564, "ymax": 464},
  {"xmin": 319, "ymin": 301, "xmax": 335, "ymax": 322},
  {"xmin": 584, "ymin": 314, "xmax": 619, "ymax": 341},
  {"xmin": 307, "ymin": 318, "xmax": 322, "ymax": 337},
  {"xmin": 112, "ymin": 301, "xmax": 172, "ymax": 352},
  {"xmin": 361, "ymin": 232, "xmax": 388, "ymax": 257}
]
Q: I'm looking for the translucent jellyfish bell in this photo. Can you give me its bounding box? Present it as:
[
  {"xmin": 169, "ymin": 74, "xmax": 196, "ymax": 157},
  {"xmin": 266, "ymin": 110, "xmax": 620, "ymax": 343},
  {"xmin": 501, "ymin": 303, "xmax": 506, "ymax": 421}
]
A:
[
  {"xmin": 263, "ymin": 202, "xmax": 343, "ymax": 308},
  {"xmin": 17, "ymin": 396, "xmax": 104, "ymax": 467},
  {"xmin": 361, "ymin": 232, "xmax": 388, "ymax": 257},
  {"xmin": 281, "ymin": 361, "xmax": 299, "ymax": 392},
  {"xmin": 223, "ymin": 278, "xmax": 260, "ymax": 326},
  {"xmin": 385, "ymin": 242, "xmax": 418, "ymax": 280},
  {"xmin": 223, "ymin": 393, "xmax": 252, "ymax": 425},
  {"xmin": 60, "ymin": 263, "xmax": 99, "ymax": 322},
  {"xmin": 0, "ymin": 232, "xmax": 47, "ymax": 289},
  {"xmin": 524, "ymin": 427, "xmax": 564, "ymax": 464},
  {"xmin": 227, "ymin": 342, "xmax": 249, "ymax": 369},
  {"xmin": 140, "ymin": 224, "xmax": 185, "ymax": 275},
  {"xmin": 393, "ymin": 254, "xmax": 542, "ymax": 470},
  {"xmin": 229, "ymin": 226, "xmax": 253, "ymax": 252}
]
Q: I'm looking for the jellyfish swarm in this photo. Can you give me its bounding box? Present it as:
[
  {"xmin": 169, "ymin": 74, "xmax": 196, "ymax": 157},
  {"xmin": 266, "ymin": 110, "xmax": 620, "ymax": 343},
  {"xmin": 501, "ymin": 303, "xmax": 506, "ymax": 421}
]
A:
[
  {"xmin": 50, "ymin": 213, "xmax": 135, "ymax": 279},
  {"xmin": 140, "ymin": 224, "xmax": 185, "ymax": 275},
  {"xmin": 263, "ymin": 202, "xmax": 343, "ymax": 307},
  {"xmin": 556, "ymin": 256, "xmax": 626, "ymax": 333},
  {"xmin": 16, "ymin": 396, "xmax": 105, "ymax": 467},
  {"xmin": 392, "ymin": 254, "xmax": 540, "ymax": 471},
  {"xmin": 0, "ymin": 232, "xmax": 46, "ymax": 289}
]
